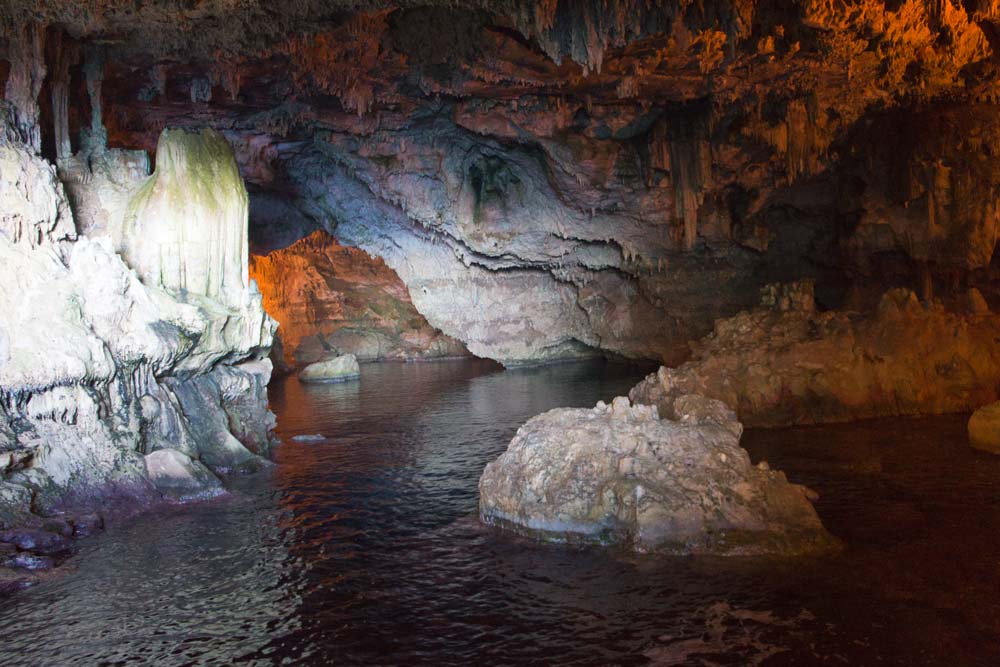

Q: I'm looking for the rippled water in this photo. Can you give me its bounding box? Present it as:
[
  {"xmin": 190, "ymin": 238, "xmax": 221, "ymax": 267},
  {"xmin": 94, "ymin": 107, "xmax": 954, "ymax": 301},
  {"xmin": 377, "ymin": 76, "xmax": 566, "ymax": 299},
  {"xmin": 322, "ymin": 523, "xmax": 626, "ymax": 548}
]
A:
[{"xmin": 3, "ymin": 360, "xmax": 1000, "ymax": 666}]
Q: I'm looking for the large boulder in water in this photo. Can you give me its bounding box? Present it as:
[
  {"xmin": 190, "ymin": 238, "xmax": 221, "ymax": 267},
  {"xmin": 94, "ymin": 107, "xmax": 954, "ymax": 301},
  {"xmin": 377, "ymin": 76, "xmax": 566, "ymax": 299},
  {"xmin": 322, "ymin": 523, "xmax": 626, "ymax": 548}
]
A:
[{"xmin": 479, "ymin": 396, "xmax": 837, "ymax": 555}]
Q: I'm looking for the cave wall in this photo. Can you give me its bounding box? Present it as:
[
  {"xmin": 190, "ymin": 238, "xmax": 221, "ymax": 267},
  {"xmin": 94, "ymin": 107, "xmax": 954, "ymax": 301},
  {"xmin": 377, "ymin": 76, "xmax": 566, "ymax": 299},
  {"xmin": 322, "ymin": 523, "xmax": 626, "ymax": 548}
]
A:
[
  {"xmin": 0, "ymin": 23, "xmax": 281, "ymax": 528},
  {"xmin": 249, "ymin": 230, "xmax": 469, "ymax": 367},
  {"xmin": 5, "ymin": 1, "xmax": 1000, "ymax": 367}
]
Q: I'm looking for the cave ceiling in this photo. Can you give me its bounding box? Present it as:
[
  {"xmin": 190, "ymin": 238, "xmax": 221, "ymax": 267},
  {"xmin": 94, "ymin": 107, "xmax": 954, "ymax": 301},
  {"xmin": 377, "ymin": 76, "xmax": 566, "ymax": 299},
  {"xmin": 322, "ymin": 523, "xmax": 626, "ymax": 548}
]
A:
[{"xmin": 4, "ymin": 1, "xmax": 1000, "ymax": 363}]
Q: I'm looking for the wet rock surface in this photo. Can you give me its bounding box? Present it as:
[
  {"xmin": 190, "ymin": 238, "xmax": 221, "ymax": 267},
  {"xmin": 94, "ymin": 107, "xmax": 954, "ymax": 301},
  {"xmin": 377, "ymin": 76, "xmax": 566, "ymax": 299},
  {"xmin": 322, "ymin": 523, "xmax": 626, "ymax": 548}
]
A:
[
  {"xmin": 479, "ymin": 396, "xmax": 835, "ymax": 556},
  {"xmin": 144, "ymin": 449, "xmax": 226, "ymax": 502},
  {"xmin": 0, "ymin": 106, "xmax": 277, "ymax": 584},
  {"xmin": 631, "ymin": 283, "xmax": 1000, "ymax": 427},
  {"xmin": 299, "ymin": 354, "xmax": 361, "ymax": 384},
  {"xmin": 968, "ymin": 401, "xmax": 1000, "ymax": 453}
]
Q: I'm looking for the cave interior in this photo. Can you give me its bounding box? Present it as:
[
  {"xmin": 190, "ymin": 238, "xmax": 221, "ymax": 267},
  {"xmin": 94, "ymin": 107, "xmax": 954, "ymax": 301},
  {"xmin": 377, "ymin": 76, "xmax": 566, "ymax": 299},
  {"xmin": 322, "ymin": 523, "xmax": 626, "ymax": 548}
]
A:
[{"xmin": 4, "ymin": 1, "xmax": 1000, "ymax": 663}]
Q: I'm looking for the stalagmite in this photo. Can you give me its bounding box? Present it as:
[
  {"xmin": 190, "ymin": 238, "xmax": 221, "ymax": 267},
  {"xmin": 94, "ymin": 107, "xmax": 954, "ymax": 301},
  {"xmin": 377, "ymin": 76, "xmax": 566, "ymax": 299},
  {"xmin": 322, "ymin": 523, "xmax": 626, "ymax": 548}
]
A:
[{"xmin": 123, "ymin": 128, "xmax": 250, "ymax": 308}]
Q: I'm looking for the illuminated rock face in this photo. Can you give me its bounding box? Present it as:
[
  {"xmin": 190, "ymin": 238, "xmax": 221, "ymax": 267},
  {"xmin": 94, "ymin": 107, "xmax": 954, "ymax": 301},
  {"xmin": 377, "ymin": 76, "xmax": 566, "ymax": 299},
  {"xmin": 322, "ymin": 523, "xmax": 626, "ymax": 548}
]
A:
[
  {"xmin": 0, "ymin": 118, "xmax": 276, "ymax": 527},
  {"xmin": 48, "ymin": 0, "xmax": 1000, "ymax": 365},
  {"xmin": 249, "ymin": 231, "xmax": 468, "ymax": 366},
  {"xmin": 299, "ymin": 354, "xmax": 360, "ymax": 383},
  {"xmin": 479, "ymin": 395, "xmax": 836, "ymax": 555},
  {"xmin": 968, "ymin": 402, "xmax": 1000, "ymax": 454},
  {"xmin": 124, "ymin": 129, "xmax": 250, "ymax": 308},
  {"xmin": 631, "ymin": 284, "xmax": 1000, "ymax": 428}
]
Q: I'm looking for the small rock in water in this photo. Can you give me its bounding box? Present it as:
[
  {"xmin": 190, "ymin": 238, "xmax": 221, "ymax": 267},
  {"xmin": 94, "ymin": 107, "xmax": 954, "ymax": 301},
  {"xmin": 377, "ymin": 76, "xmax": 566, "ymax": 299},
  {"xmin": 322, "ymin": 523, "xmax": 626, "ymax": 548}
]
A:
[
  {"xmin": 145, "ymin": 449, "xmax": 226, "ymax": 502},
  {"xmin": 0, "ymin": 528, "xmax": 72, "ymax": 555},
  {"xmin": 299, "ymin": 354, "xmax": 361, "ymax": 383},
  {"xmin": 71, "ymin": 513, "xmax": 104, "ymax": 538},
  {"xmin": 4, "ymin": 552, "xmax": 55, "ymax": 571},
  {"xmin": 969, "ymin": 401, "xmax": 1000, "ymax": 454},
  {"xmin": 291, "ymin": 434, "xmax": 327, "ymax": 443},
  {"xmin": 0, "ymin": 567, "xmax": 38, "ymax": 595}
]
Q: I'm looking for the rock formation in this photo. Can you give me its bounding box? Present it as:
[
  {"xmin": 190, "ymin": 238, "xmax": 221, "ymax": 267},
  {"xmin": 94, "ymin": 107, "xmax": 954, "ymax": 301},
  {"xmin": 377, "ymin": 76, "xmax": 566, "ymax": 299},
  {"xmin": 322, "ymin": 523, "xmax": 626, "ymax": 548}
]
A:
[
  {"xmin": 631, "ymin": 282, "xmax": 1000, "ymax": 427},
  {"xmin": 3, "ymin": 2, "xmax": 999, "ymax": 365},
  {"xmin": 299, "ymin": 354, "xmax": 361, "ymax": 384},
  {"xmin": 249, "ymin": 231, "xmax": 468, "ymax": 367},
  {"xmin": 968, "ymin": 402, "xmax": 1000, "ymax": 453},
  {"xmin": 479, "ymin": 395, "xmax": 835, "ymax": 556},
  {"xmin": 0, "ymin": 100, "xmax": 276, "ymax": 568}
]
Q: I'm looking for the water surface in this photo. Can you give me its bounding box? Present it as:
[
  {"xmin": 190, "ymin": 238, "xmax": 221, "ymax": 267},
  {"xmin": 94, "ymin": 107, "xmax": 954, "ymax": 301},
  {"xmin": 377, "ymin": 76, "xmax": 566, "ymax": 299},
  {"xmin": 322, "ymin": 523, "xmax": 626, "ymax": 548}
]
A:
[{"xmin": 2, "ymin": 360, "xmax": 999, "ymax": 665}]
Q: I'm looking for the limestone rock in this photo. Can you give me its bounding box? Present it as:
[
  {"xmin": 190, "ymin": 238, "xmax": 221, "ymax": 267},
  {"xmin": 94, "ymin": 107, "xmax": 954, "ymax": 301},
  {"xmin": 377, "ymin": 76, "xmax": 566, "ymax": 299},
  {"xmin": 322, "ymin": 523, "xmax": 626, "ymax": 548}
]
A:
[
  {"xmin": 479, "ymin": 395, "xmax": 835, "ymax": 556},
  {"xmin": 122, "ymin": 128, "xmax": 250, "ymax": 308},
  {"xmin": 631, "ymin": 285, "xmax": 1000, "ymax": 428},
  {"xmin": 0, "ymin": 139, "xmax": 75, "ymax": 246},
  {"xmin": 0, "ymin": 123, "xmax": 277, "ymax": 528},
  {"xmin": 299, "ymin": 354, "xmax": 361, "ymax": 383},
  {"xmin": 144, "ymin": 449, "xmax": 225, "ymax": 502},
  {"xmin": 968, "ymin": 402, "xmax": 1000, "ymax": 454},
  {"xmin": 249, "ymin": 230, "xmax": 469, "ymax": 365}
]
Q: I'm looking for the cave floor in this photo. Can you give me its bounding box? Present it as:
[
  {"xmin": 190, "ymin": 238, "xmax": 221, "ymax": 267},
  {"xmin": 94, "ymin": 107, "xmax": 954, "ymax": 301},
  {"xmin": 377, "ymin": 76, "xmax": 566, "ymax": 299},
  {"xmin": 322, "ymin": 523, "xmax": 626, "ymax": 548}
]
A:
[{"xmin": 2, "ymin": 360, "xmax": 998, "ymax": 666}]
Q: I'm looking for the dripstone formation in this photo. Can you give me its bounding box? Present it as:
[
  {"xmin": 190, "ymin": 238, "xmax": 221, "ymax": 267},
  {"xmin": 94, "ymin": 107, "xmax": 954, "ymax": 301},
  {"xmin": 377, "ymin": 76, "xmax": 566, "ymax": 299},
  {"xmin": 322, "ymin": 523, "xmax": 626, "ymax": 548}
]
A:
[
  {"xmin": 7, "ymin": 1, "xmax": 1000, "ymax": 366},
  {"xmin": 0, "ymin": 95, "xmax": 276, "ymax": 586}
]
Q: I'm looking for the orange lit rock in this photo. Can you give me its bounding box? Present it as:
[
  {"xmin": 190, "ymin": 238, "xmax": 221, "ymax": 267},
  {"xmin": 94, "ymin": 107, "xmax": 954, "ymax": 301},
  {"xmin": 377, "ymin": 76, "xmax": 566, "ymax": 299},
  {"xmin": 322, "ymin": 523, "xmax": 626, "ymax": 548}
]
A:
[
  {"xmin": 248, "ymin": 231, "xmax": 469, "ymax": 367},
  {"xmin": 969, "ymin": 402, "xmax": 1000, "ymax": 454},
  {"xmin": 631, "ymin": 283, "xmax": 1000, "ymax": 428}
]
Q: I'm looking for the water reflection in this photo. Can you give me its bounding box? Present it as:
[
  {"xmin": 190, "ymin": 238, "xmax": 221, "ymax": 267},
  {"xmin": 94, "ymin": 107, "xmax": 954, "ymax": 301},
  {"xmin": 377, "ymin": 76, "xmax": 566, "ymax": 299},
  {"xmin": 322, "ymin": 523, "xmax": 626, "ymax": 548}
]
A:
[{"xmin": 2, "ymin": 361, "xmax": 999, "ymax": 666}]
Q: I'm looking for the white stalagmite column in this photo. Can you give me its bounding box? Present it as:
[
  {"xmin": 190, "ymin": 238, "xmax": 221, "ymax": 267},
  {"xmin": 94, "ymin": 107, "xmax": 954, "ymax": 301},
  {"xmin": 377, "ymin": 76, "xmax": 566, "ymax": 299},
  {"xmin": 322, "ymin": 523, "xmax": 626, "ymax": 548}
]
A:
[{"xmin": 122, "ymin": 128, "xmax": 250, "ymax": 307}]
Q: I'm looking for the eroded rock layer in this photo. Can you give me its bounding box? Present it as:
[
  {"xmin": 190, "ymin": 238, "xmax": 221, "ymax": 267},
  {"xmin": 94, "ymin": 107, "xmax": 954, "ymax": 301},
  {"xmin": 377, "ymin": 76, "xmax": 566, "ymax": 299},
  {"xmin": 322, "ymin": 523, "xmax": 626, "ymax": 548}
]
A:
[
  {"xmin": 631, "ymin": 282, "xmax": 1000, "ymax": 427},
  {"xmin": 249, "ymin": 230, "xmax": 468, "ymax": 367},
  {"xmin": 6, "ymin": 1, "xmax": 1000, "ymax": 363}
]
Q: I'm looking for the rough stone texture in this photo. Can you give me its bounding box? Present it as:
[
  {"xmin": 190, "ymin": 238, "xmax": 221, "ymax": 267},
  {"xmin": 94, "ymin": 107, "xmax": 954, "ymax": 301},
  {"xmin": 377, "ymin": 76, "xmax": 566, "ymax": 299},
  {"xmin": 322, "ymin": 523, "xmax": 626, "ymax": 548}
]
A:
[
  {"xmin": 968, "ymin": 401, "xmax": 1000, "ymax": 454},
  {"xmin": 18, "ymin": 0, "xmax": 995, "ymax": 364},
  {"xmin": 144, "ymin": 449, "xmax": 225, "ymax": 502},
  {"xmin": 0, "ymin": 117, "xmax": 277, "ymax": 533},
  {"xmin": 124, "ymin": 128, "xmax": 251, "ymax": 308},
  {"xmin": 299, "ymin": 354, "xmax": 361, "ymax": 384},
  {"xmin": 631, "ymin": 283, "xmax": 1000, "ymax": 428},
  {"xmin": 479, "ymin": 395, "xmax": 835, "ymax": 556},
  {"xmin": 249, "ymin": 230, "xmax": 469, "ymax": 366}
]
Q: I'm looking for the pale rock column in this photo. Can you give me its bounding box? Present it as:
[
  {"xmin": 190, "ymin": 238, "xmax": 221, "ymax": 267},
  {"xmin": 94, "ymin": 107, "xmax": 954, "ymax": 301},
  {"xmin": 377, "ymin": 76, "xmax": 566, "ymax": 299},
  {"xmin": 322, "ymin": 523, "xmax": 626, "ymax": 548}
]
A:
[{"xmin": 122, "ymin": 128, "xmax": 250, "ymax": 308}]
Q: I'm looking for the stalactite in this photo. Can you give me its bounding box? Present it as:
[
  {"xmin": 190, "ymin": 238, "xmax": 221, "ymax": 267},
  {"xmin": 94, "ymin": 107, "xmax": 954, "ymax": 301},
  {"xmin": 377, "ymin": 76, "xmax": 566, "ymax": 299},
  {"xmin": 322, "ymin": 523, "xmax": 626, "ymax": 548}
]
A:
[
  {"xmin": 4, "ymin": 23, "xmax": 46, "ymax": 153},
  {"xmin": 81, "ymin": 46, "xmax": 108, "ymax": 155},
  {"xmin": 47, "ymin": 30, "xmax": 79, "ymax": 161}
]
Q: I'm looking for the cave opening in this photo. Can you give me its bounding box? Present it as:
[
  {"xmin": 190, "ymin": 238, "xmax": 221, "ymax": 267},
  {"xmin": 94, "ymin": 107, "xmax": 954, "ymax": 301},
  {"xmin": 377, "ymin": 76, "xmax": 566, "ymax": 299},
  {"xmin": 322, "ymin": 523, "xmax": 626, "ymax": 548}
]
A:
[{"xmin": 3, "ymin": 2, "xmax": 1000, "ymax": 665}]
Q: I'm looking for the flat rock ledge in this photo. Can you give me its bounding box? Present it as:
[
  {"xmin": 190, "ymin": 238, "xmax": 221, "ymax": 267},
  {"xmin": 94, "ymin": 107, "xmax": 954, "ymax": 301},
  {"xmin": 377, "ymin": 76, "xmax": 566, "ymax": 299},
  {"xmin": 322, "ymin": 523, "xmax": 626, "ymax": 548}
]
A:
[
  {"xmin": 479, "ymin": 396, "xmax": 837, "ymax": 556},
  {"xmin": 299, "ymin": 354, "xmax": 361, "ymax": 383}
]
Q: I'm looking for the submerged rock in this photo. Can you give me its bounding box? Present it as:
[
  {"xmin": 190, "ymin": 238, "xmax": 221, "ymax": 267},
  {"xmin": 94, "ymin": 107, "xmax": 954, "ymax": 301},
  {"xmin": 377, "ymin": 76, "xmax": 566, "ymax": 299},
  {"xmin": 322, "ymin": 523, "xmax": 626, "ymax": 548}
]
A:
[
  {"xmin": 479, "ymin": 396, "xmax": 835, "ymax": 556},
  {"xmin": 299, "ymin": 354, "xmax": 361, "ymax": 383},
  {"xmin": 968, "ymin": 402, "xmax": 1000, "ymax": 454},
  {"xmin": 290, "ymin": 434, "xmax": 326, "ymax": 443},
  {"xmin": 631, "ymin": 283, "xmax": 1000, "ymax": 428},
  {"xmin": 144, "ymin": 449, "xmax": 225, "ymax": 502}
]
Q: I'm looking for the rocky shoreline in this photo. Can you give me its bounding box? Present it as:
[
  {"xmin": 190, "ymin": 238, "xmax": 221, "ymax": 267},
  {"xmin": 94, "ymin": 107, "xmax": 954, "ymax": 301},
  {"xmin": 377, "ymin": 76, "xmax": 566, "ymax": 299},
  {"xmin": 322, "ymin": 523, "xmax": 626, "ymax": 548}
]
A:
[{"xmin": 0, "ymin": 104, "xmax": 279, "ymax": 594}]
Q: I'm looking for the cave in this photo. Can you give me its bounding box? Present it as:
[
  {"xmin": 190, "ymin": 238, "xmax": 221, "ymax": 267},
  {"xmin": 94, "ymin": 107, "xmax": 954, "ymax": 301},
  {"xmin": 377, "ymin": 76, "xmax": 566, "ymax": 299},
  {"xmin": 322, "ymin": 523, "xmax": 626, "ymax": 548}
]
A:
[{"xmin": 3, "ymin": 1, "xmax": 1000, "ymax": 664}]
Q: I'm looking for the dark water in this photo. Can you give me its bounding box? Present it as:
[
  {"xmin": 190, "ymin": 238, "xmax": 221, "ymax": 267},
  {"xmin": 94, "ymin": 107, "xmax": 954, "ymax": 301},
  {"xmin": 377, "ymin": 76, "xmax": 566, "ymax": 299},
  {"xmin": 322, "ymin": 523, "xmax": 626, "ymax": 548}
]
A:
[{"xmin": 3, "ymin": 360, "xmax": 1000, "ymax": 666}]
